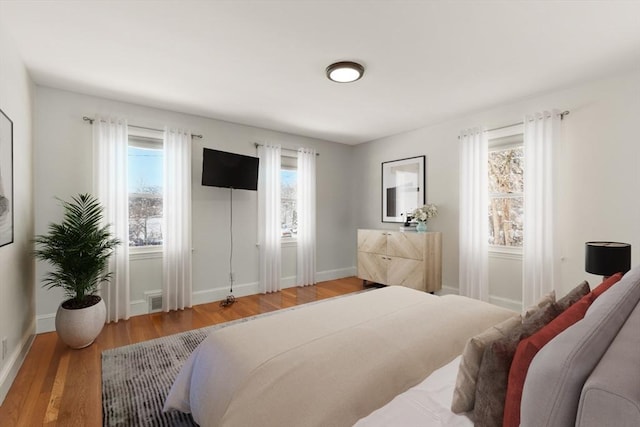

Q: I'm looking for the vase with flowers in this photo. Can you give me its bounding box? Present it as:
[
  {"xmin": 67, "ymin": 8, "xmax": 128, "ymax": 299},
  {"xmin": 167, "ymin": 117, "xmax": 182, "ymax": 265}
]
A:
[{"xmin": 412, "ymin": 203, "xmax": 438, "ymax": 232}]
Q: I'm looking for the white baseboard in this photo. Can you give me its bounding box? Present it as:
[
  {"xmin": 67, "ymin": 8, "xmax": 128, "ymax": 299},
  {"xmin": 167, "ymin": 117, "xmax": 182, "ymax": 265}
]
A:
[
  {"xmin": 438, "ymin": 285, "xmax": 459, "ymax": 296},
  {"xmin": 130, "ymin": 299, "xmax": 148, "ymax": 317},
  {"xmin": 35, "ymin": 313, "xmax": 56, "ymax": 334},
  {"xmin": 439, "ymin": 285, "xmax": 522, "ymax": 312},
  {"xmin": 36, "ymin": 267, "xmax": 358, "ymax": 333},
  {"xmin": 489, "ymin": 295, "xmax": 522, "ymax": 312},
  {"xmin": 192, "ymin": 280, "xmax": 262, "ymax": 306},
  {"xmin": 317, "ymin": 266, "xmax": 357, "ymax": 282},
  {"xmin": 37, "ymin": 299, "xmax": 166, "ymax": 333},
  {"xmin": 0, "ymin": 320, "xmax": 36, "ymax": 406},
  {"xmin": 190, "ymin": 267, "xmax": 357, "ymax": 306},
  {"xmin": 281, "ymin": 275, "xmax": 296, "ymax": 289}
]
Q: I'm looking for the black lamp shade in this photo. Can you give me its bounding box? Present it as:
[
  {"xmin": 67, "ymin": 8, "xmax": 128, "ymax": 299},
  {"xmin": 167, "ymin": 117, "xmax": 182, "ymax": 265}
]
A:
[{"xmin": 585, "ymin": 242, "xmax": 631, "ymax": 276}]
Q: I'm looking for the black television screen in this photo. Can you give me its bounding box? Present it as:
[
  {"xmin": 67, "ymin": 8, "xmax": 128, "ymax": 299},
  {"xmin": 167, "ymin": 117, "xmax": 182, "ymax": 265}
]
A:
[{"xmin": 202, "ymin": 148, "xmax": 259, "ymax": 191}]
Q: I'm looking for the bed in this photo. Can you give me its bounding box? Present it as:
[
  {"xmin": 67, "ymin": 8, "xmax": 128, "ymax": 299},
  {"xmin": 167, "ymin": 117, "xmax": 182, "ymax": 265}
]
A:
[
  {"xmin": 354, "ymin": 355, "xmax": 473, "ymax": 427},
  {"xmin": 361, "ymin": 264, "xmax": 640, "ymax": 427},
  {"xmin": 165, "ymin": 264, "xmax": 640, "ymax": 427},
  {"xmin": 163, "ymin": 286, "xmax": 515, "ymax": 427}
]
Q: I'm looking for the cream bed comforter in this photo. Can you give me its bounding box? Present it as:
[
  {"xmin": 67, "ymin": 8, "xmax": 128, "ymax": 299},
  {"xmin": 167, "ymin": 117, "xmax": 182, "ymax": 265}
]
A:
[{"xmin": 164, "ymin": 286, "xmax": 515, "ymax": 427}]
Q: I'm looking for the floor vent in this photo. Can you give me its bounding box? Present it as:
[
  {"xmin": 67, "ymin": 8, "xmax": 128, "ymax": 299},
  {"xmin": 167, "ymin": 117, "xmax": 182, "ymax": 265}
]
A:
[{"xmin": 148, "ymin": 294, "xmax": 163, "ymax": 313}]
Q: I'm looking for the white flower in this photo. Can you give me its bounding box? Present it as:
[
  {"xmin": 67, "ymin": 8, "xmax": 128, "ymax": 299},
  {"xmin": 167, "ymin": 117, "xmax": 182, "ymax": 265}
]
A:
[{"xmin": 412, "ymin": 203, "xmax": 438, "ymax": 222}]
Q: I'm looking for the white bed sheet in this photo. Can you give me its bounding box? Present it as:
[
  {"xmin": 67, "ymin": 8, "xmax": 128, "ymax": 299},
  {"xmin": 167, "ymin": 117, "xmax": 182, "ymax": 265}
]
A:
[{"xmin": 354, "ymin": 356, "xmax": 473, "ymax": 427}]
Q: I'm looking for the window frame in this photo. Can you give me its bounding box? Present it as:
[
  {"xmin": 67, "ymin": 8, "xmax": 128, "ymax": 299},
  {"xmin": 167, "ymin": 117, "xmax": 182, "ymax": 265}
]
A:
[
  {"xmin": 487, "ymin": 125, "xmax": 524, "ymax": 255},
  {"xmin": 127, "ymin": 128, "xmax": 164, "ymax": 254}
]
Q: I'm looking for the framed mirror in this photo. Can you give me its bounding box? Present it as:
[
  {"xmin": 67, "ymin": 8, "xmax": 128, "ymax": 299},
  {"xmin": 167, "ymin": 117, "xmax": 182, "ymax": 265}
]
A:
[{"xmin": 381, "ymin": 155, "xmax": 425, "ymax": 223}]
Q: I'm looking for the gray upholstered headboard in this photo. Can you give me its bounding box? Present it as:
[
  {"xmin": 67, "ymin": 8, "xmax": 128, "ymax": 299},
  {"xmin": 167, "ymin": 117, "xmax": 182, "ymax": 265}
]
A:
[
  {"xmin": 520, "ymin": 265, "xmax": 640, "ymax": 427},
  {"xmin": 576, "ymin": 300, "xmax": 640, "ymax": 427}
]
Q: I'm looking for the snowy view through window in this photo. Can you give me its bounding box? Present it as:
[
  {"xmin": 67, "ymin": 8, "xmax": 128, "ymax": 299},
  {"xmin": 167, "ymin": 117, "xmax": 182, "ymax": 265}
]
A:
[
  {"xmin": 488, "ymin": 145, "xmax": 523, "ymax": 247},
  {"xmin": 281, "ymin": 168, "xmax": 297, "ymax": 238},
  {"xmin": 128, "ymin": 144, "xmax": 163, "ymax": 247}
]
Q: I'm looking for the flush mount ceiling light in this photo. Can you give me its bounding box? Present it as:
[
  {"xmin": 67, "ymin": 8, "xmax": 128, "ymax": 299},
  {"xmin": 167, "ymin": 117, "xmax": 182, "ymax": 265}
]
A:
[{"xmin": 326, "ymin": 61, "xmax": 365, "ymax": 83}]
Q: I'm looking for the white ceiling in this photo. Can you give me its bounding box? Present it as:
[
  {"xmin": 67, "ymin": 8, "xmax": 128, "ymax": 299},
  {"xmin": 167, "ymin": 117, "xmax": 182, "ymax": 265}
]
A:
[{"xmin": 1, "ymin": 1, "xmax": 640, "ymax": 145}]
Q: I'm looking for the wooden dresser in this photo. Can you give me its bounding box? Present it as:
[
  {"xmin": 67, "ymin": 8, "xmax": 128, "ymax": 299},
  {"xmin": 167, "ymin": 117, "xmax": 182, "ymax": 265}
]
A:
[{"xmin": 357, "ymin": 229, "xmax": 442, "ymax": 292}]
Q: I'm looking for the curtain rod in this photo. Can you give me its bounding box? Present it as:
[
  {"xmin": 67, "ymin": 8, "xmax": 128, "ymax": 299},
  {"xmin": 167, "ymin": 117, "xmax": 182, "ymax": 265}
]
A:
[
  {"xmin": 486, "ymin": 110, "xmax": 570, "ymax": 134},
  {"xmin": 458, "ymin": 110, "xmax": 570, "ymax": 139},
  {"xmin": 254, "ymin": 142, "xmax": 320, "ymax": 156},
  {"xmin": 82, "ymin": 116, "xmax": 203, "ymax": 139}
]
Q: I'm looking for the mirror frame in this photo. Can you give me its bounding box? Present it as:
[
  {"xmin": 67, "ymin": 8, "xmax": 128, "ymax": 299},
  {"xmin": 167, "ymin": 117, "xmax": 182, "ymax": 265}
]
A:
[{"xmin": 381, "ymin": 155, "xmax": 425, "ymax": 223}]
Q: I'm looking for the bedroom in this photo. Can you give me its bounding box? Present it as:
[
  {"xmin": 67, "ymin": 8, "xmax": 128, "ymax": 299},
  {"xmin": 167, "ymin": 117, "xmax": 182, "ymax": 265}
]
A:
[{"xmin": 1, "ymin": 1, "xmax": 640, "ymax": 425}]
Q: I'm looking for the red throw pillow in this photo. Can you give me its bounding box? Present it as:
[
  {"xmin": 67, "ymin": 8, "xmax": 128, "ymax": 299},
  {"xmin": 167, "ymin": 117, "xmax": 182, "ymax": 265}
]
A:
[
  {"xmin": 503, "ymin": 293, "xmax": 595, "ymax": 427},
  {"xmin": 591, "ymin": 272, "xmax": 623, "ymax": 298}
]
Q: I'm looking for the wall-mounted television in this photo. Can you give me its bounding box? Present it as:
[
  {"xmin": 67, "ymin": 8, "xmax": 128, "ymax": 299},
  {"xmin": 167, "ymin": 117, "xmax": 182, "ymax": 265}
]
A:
[{"xmin": 201, "ymin": 148, "xmax": 259, "ymax": 191}]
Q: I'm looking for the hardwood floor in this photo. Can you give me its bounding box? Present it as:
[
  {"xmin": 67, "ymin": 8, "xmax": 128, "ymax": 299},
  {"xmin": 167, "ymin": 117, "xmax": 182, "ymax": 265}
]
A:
[{"xmin": 0, "ymin": 277, "xmax": 364, "ymax": 426}]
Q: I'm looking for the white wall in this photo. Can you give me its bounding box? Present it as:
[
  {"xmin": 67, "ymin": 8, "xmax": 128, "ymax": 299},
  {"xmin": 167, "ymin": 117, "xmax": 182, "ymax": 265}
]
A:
[
  {"xmin": 354, "ymin": 68, "xmax": 640, "ymax": 306},
  {"xmin": 34, "ymin": 87, "xmax": 356, "ymax": 331},
  {"xmin": 0, "ymin": 26, "xmax": 35, "ymax": 404}
]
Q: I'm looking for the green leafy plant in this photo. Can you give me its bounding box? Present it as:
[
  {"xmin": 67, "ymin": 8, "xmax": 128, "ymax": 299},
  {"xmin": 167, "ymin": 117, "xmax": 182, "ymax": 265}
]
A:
[{"xmin": 34, "ymin": 193, "xmax": 120, "ymax": 309}]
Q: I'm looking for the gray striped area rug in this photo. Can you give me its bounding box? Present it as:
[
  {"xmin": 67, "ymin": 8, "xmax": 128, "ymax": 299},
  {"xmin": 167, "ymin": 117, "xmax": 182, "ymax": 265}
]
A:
[
  {"xmin": 102, "ymin": 327, "xmax": 206, "ymax": 426},
  {"xmin": 102, "ymin": 290, "xmax": 369, "ymax": 426}
]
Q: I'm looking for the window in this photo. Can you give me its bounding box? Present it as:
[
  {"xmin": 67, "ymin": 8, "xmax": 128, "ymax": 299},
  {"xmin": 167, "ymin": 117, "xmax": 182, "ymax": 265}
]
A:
[
  {"xmin": 281, "ymin": 155, "xmax": 297, "ymax": 239},
  {"xmin": 128, "ymin": 135, "xmax": 163, "ymax": 247},
  {"xmin": 488, "ymin": 134, "xmax": 524, "ymax": 248}
]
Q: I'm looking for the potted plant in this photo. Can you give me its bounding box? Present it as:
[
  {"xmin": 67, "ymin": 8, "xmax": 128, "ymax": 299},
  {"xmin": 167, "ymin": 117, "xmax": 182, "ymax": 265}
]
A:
[{"xmin": 34, "ymin": 193, "xmax": 120, "ymax": 348}]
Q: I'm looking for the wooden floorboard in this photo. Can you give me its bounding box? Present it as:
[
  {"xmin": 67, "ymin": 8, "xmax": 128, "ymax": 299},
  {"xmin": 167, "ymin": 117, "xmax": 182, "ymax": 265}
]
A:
[{"xmin": 0, "ymin": 277, "xmax": 363, "ymax": 426}]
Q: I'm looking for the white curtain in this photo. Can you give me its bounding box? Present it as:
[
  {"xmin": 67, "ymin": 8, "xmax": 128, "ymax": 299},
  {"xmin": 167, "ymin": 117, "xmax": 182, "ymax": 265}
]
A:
[
  {"xmin": 162, "ymin": 128, "xmax": 192, "ymax": 311},
  {"xmin": 296, "ymin": 148, "xmax": 317, "ymax": 287},
  {"xmin": 522, "ymin": 110, "xmax": 560, "ymax": 308},
  {"xmin": 459, "ymin": 128, "xmax": 489, "ymax": 301},
  {"xmin": 93, "ymin": 116, "xmax": 130, "ymax": 323},
  {"xmin": 258, "ymin": 144, "xmax": 281, "ymax": 293}
]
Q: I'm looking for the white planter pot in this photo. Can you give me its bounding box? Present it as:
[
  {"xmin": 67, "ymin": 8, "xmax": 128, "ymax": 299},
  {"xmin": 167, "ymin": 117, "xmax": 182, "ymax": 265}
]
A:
[{"xmin": 55, "ymin": 297, "xmax": 106, "ymax": 349}]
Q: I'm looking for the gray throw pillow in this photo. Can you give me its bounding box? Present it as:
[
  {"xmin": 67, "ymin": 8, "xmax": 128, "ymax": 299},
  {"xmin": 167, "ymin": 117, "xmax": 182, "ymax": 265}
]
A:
[
  {"xmin": 451, "ymin": 315, "xmax": 522, "ymax": 413},
  {"xmin": 473, "ymin": 302, "xmax": 561, "ymax": 427},
  {"xmin": 523, "ymin": 290, "xmax": 555, "ymax": 318},
  {"xmin": 556, "ymin": 281, "xmax": 590, "ymax": 312}
]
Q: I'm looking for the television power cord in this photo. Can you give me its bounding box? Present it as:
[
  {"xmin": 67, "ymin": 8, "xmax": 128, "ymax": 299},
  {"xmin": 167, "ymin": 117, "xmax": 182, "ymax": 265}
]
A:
[{"xmin": 221, "ymin": 187, "xmax": 236, "ymax": 308}]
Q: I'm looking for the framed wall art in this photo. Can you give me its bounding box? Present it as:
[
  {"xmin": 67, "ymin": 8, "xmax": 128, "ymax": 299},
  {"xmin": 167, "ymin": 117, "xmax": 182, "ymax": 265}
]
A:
[
  {"xmin": 381, "ymin": 155, "xmax": 425, "ymax": 223},
  {"xmin": 0, "ymin": 108, "xmax": 13, "ymax": 247}
]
